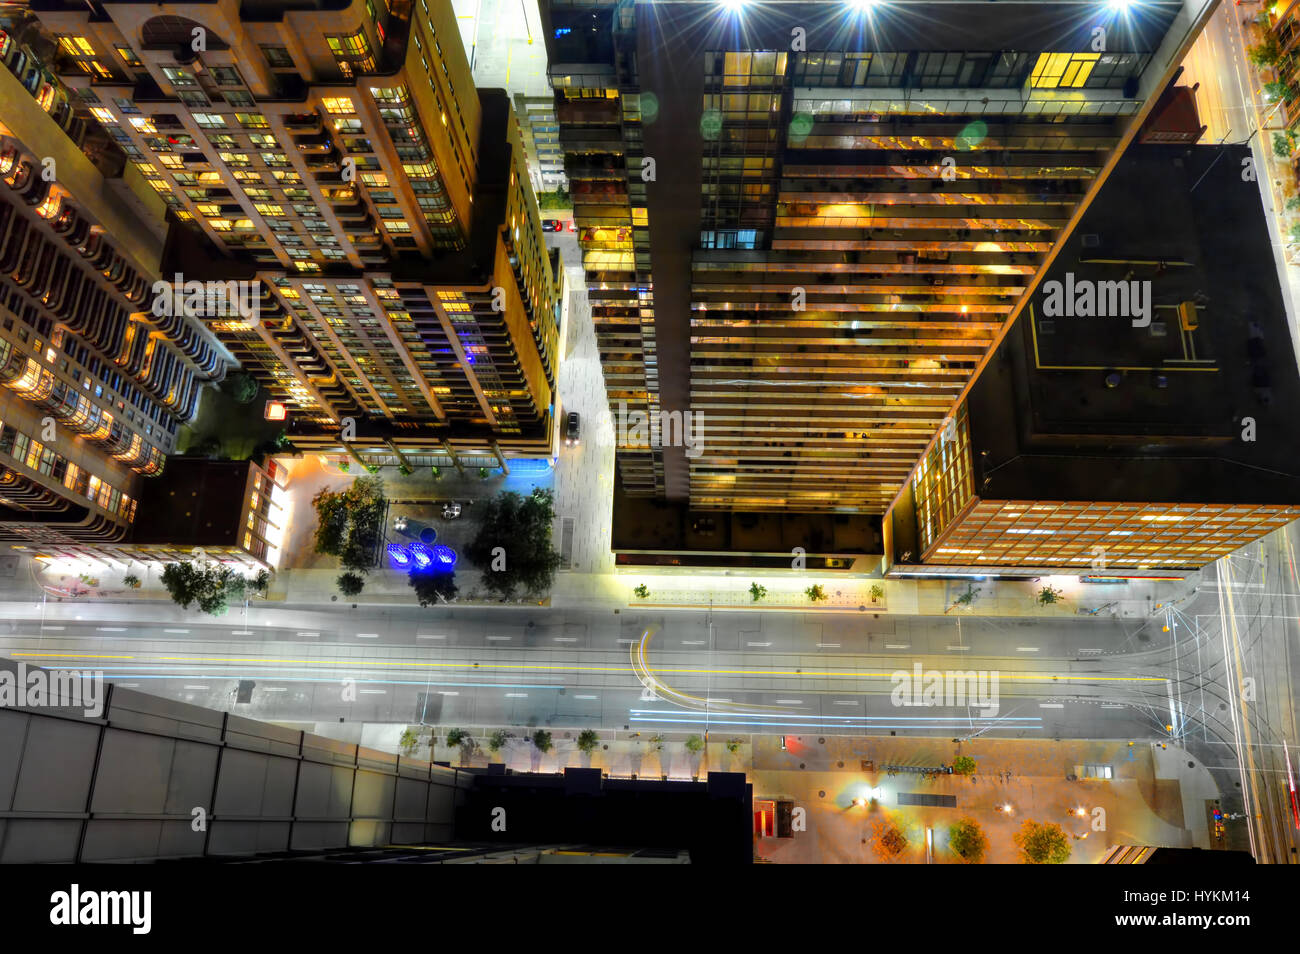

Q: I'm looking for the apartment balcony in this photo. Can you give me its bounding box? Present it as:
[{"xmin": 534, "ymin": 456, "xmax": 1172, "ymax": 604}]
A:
[
  {"xmin": 335, "ymin": 202, "xmax": 370, "ymax": 223},
  {"xmin": 351, "ymin": 231, "xmax": 384, "ymax": 250},
  {"xmin": 304, "ymin": 148, "xmax": 342, "ymax": 172},
  {"xmin": 293, "ymin": 132, "xmax": 334, "ymax": 154},
  {"xmin": 282, "ymin": 112, "xmax": 323, "ymax": 132}
]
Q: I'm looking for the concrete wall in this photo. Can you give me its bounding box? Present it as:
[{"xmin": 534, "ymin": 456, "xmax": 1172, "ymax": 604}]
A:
[{"xmin": 0, "ymin": 658, "xmax": 471, "ymax": 862}]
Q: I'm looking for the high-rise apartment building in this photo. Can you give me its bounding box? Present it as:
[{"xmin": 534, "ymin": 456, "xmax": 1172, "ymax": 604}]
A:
[
  {"xmin": 542, "ymin": 0, "xmax": 1214, "ymax": 512},
  {"xmin": 30, "ymin": 0, "xmax": 561, "ymax": 466},
  {"xmin": 886, "ymin": 144, "xmax": 1300, "ymax": 575},
  {"xmin": 0, "ymin": 18, "xmax": 229, "ymax": 554}
]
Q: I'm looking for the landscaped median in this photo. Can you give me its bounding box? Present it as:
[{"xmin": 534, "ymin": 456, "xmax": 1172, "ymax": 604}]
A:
[{"xmin": 624, "ymin": 573, "xmax": 891, "ymax": 613}]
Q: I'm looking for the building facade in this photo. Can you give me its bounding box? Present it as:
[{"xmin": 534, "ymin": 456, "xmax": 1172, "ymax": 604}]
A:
[
  {"xmin": 542, "ymin": 0, "xmax": 1215, "ymax": 511},
  {"xmin": 30, "ymin": 0, "xmax": 561, "ymax": 467},
  {"xmin": 0, "ymin": 15, "xmax": 229, "ymax": 555}
]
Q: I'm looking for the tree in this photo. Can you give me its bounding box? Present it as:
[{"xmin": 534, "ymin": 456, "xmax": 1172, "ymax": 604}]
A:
[
  {"xmin": 487, "ymin": 729, "xmax": 508, "ymax": 753},
  {"xmin": 337, "ymin": 572, "xmax": 365, "ymax": 597},
  {"xmin": 725, "ymin": 738, "xmax": 744, "ymax": 754},
  {"xmin": 576, "ymin": 729, "xmax": 600, "ymax": 755},
  {"xmin": 312, "ymin": 476, "xmax": 384, "ymax": 576},
  {"xmin": 1014, "ymin": 819, "xmax": 1072, "ymax": 864},
  {"xmin": 749, "ymin": 582, "xmax": 767, "ymax": 602},
  {"xmin": 805, "ymin": 584, "xmax": 827, "ymax": 603},
  {"xmin": 634, "ymin": 583, "xmax": 650, "ymax": 599},
  {"xmin": 465, "ymin": 489, "xmax": 562, "ymax": 600},
  {"xmin": 430, "ymin": 465, "xmax": 442, "ymax": 479},
  {"xmin": 409, "ymin": 567, "xmax": 458, "ymax": 606},
  {"xmin": 952, "ymin": 755, "xmax": 977, "ymax": 776},
  {"xmin": 1275, "ymin": 131, "xmax": 1295, "ymax": 159},
  {"xmin": 1248, "ymin": 35, "xmax": 1280, "ymax": 67},
  {"xmin": 398, "ymin": 728, "xmax": 419, "ymax": 755},
  {"xmin": 161, "ymin": 561, "xmax": 251, "ymax": 616},
  {"xmin": 397, "ymin": 462, "xmax": 413, "ymax": 477},
  {"xmin": 684, "ymin": 734, "xmax": 704, "ymax": 754},
  {"xmin": 478, "ymin": 467, "xmax": 491, "ymax": 479},
  {"xmin": 229, "ymin": 372, "xmax": 259, "ymax": 405},
  {"xmin": 532, "ymin": 730, "xmax": 553, "ymax": 753},
  {"xmin": 1036, "ymin": 585, "xmax": 1063, "ymax": 606},
  {"xmin": 948, "ymin": 818, "xmax": 989, "ymax": 863},
  {"xmin": 250, "ymin": 569, "xmax": 270, "ymax": 595},
  {"xmin": 870, "ymin": 583, "xmax": 884, "ymax": 602},
  {"xmin": 949, "ymin": 583, "xmax": 979, "ymax": 612},
  {"xmin": 1263, "ymin": 80, "xmax": 1295, "ymax": 103},
  {"xmin": 122, "ymin": 573, "xmax": 141, "ymax": 589},
  {"xmin": 446, "ymin": 728, "xmax": 468, "ymax": 748},
  {"xmin": 877, "ymin": 824, "xmax": 908, "ymax": 858}
]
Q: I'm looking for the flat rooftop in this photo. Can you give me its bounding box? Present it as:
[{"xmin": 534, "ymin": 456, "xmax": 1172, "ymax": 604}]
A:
[{"xmin": 966, "ymin": 143, "xmax": 1300, "ymax": 505}]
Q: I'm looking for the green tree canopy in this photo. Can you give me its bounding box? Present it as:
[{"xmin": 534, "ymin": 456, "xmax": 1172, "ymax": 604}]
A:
[
  {"xmin": 337, "ymin": 572, "xmax": 365, "ymax": 597},
  {"xmin": 408, "ymin": 567, "xmax": 458, "ymax": 606},
  {"xmin": 161, "ymin": 562, "xmax": 253, "ymax": 616},
  {"xmin": 576, "ymin": 729, "xmax": 600, "ymax": 754},
  {"xmin": 948, "ymin": 818, "xmax": 989, "ymax": 863},
  {"xmin": 465, "ymin": 489, "xmax": 562, "ymax": 599},
  {"xmin": 312, "ymin": 476, "xmax": 385, "ymax": 574},
  {"xmin": 532, "ymin": 729, "xmax": 553, "ymax": 753},
  {"xmin": 1014, "ymin": 819, "xmax": 1072, "ymax": 864},
  {"xmin": 952, "ymin": 755, "xmax": 977, "ymax": 776}
]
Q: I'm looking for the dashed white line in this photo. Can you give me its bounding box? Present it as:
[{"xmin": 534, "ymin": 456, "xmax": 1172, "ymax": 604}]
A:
[
  {"xmin": 834, "ymin": 700, "xmax": 859, "ymax": 706},
  {"xmin": 776, "ymin": 699, "xmax": 803, "ymax": 705},
  {"xmin": 41, "ymin": 626, "xmax": 65, "ymax": 631},
  {"xmin": 682, "ymin": 640, "xmax": 705, "ymax": 646},
  {"xmin": 575, "ymin": 694, "xmax": 598, "ymax": 700},
  {"xmin": 438, "ymin": 691, "xmax": 459, "ymax": 696},
  {"xmin": 297, "ymin": 632, "xmax": 319, "ymax": 638},
  {"xmin": 356, "ymin": 633, "xmax": 379, "ymax": 639},
  {"xmin": 183, "ymin": 685, "xmax": 209, "ymax": 690},
  {"xmin": 946, "ymin": 645, "xmax": 970, "ymax": 651},
  {"xmin": 1016, "ymin": 647, "xmax": 1039, "ymax": 653},
  {"xmin": 505, "ymin": 692, "xmax": 528, "ymax": 698},
  {"xmin": 747, "ymin": 641, "xmax": 772, "ymax": 647},
  {"xmin": 616, "ymin": 638, "xmax": 636, "ymax": 644},
  {"xmin": 164, "ymin": 629, "xmax": 189, "ymax": 634},
  {"xmin": 416, "ymin": 634, "xmax": 445, "ymax": 640},
  {"xmin": 262, "ymin": 687, "xmax": 286, "ymax": 693},
  {"xmin": 97, "ymin": 627, "xmax": 126, "ymax": 632},
  {"xmin": 232, "ymin": 631, "xmax": 253, "ymax": 636},
  {"xmin": 487, "ymin": 636, "xmax": 511, "ymax": 641},
  {"xmin": 554, "ymin": 637, "xmax": 577, "ymax": 642},
  {"xmin": 885, "ymin": 643, "xmax": 909, "ymax": 649},
  {"xmin": 817, "ymin": 643, "xmax": 841, "ymax": 648},
  {"xmin": 1039, "ymin": 703, "xmax": 1065, "ymax": 709}
]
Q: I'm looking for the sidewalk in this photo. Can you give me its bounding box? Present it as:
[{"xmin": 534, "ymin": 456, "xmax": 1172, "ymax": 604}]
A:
[{"xmin": 284, "ymin": 719, "xmax": 1223, "ymax": 863}]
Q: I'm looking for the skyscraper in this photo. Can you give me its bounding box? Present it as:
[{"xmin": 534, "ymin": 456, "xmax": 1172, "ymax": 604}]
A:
[
  {"xmin": 30, "ymin": 0, "xmax": 561, "ymax": 467},
  {"xmin": 0, "ymin": 18, "xmax": 228, "ymax": 553},
  {"xmin": 542, "ymin": 0, "xmax": 1214, "ymax": 512}
]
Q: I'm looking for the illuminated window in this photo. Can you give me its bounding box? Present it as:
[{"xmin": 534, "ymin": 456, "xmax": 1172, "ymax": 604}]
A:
[
  {"xmin": 323, "ymin": 96, "xmax": 356, "ymax": 114},
  {"xmin": 58, "ymin": 36, "xmax": 96, "ymax": 56},
  {"xmin": 1029, "ymin": 53, "xmax": 1100, "ymax": 89},
  {"xmin": 157, "ymin": 154, "xmax": 184, "ymax": 169},
  {"xmin": 236, "ymin": 113, "xmax": 269, "ymax": 128},
  {"xmin": 90, "ymin": 107, "xmax": 116, "ymax": 124},
  {"xmin": 327, "ymin": 29, "xmax": 376, "ymax": 77},
  {"xmin": 115, "ymin": 45, "xmax": 142, "ymax": 67}
]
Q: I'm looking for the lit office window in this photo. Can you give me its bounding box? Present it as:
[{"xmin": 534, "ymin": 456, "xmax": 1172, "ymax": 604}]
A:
[{"xmin": 1029, "ymin": 52, "xmax": 1100, "ymax": 89}]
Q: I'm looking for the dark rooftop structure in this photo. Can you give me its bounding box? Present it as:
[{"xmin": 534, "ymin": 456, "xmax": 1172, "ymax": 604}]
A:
[
  {"xmin": 887, "ymin": 141, "xmax": 1300, "ymax": 574},
  {"xmin": 129, "ymin": 457, "xmax": 255, "ymax": 548},
  {"xmin": 969, "ymin": 142, "xmax": 1300, "ymax": 504}
]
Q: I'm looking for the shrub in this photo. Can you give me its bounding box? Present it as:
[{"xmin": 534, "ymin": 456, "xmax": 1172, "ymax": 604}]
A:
[
  {"xmin": 1015, "ymin": 820, "xmax": 1072, "ymax": 864},
  {"xmin": 532, "ymin": 729, "xmax": 553, "ymax": 753},
  {"xmin": 952, "ymin": 755, "xmax": 977, "ymax": 776},
  {"xmin": 684, "ymin": 734, "xmax": 704, "ymax": 754},
  {"xmin": 948, "ymin": 818, "xmax": 990, "ymax": 863},
  {"xmin": 576, "ymin": 729, "xmax": 600, "ymax": 754},
  {"xmin": 805, "ymin": 584, "xmax": 827, "ymax": 603},
  {"xmin": 337, "ymin": 572, "xmax": 365, "ymax": 597},
  {"xmin": 487, "ymin": 729, "xmax": 508, "ymax": 753},
  {"xmin": 749, "ymin": 582, "xmax": 767, "ymax": 602},
  {"xmin": 122, "ymin": 573, "xmax": 141, "ymax": 588},
  {"xmin": 634, "ymin": 583, "xmax": 650, "ymax": 599}
]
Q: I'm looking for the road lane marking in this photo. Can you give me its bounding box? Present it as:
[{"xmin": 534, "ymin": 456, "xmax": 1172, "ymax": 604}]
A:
[
  {"xmin": 817, "ymin": 643, "xmax": 840, "ymax": 648},
  {"xmin": 1039, "ymin": 703, "xmax": 1065, "ymax": 709},
  {"xmin": 97, "ymin": 627, "xmax": 126, "ymax": 632},
  {"xmin": 575, "ymin": 694, "xmax": 598, "ymax": 700},
  {"xmin": 416, "ymin": 634, "xmax": 446, "ymax": 640},
  {"xmin": 682, "ymin": 640, "xmax": 705, "ymax": 646},
  {"xmin": 776, "ymin": 699, "xmax": 803, "ymax": 705},
  {"xmin": 41, "ymin": 626, "xmax": 64, "ymax": 631},
  {"xmin": 356, "ymin": 633, "xmax": 379, "ymax": 639},
  {"xmin": 183, "ymin": 685, "xmax": 209, "ymax": 690},
  {"xmin": 834, "ymin": 700, "xmax": 858, "ymax": 706},
  {"xmin": 359, "ymin": 689, "xmax": 386, "ymax": 694},
  {"xmin": 885, "ymin": 644, "xmax": 909, "ymax": 649},
  {"xmin": 747, "ymin": 641, "xmax": 771, "ymax": 647},
  {"xmin": 505, "ymin": 692, "xmax": 528, "ymax": 698},
  {"xmin": 947, "ymin": 646, "xmax": 970, "ymax": 651},
  {"xmin": 164, "ymin": 629, "xmax": 189, "ymax": 634},
  {"xmin": 1016, "ymin": 647, "xmax": 1039, "ymax": 653},
  {"xmin": 487, "ymin": 636, "xmax": 511, "ymax": 641},
  {"xmin": 232, "ymin": 631, "xmax": 253, "ymax": 636},
  {"xmin": 554, "ymin": 637, "xmax": 577, "ymax": 642}
]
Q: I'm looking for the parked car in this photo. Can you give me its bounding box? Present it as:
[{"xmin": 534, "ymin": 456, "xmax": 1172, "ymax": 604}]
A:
[
  {"xmin": 566, "ymin": 219, "xmax": 577, "ymax": 232},
  {"xmin": 564, "ymin": 411, "xmax": 581, "ymax": 447},
  {"xmin": 541, "ymin": 219, "xmax": 562, "ymax": 232}
]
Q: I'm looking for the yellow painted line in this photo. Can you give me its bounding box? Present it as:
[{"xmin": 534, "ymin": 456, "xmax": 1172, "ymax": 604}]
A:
[
  {"xmin": 10, "ymin": 653, "xmax": 1165, "ymax": 683},
  {"xmin": 12, "ymin": 652, "xmax": 135, "ymax": 660}
]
